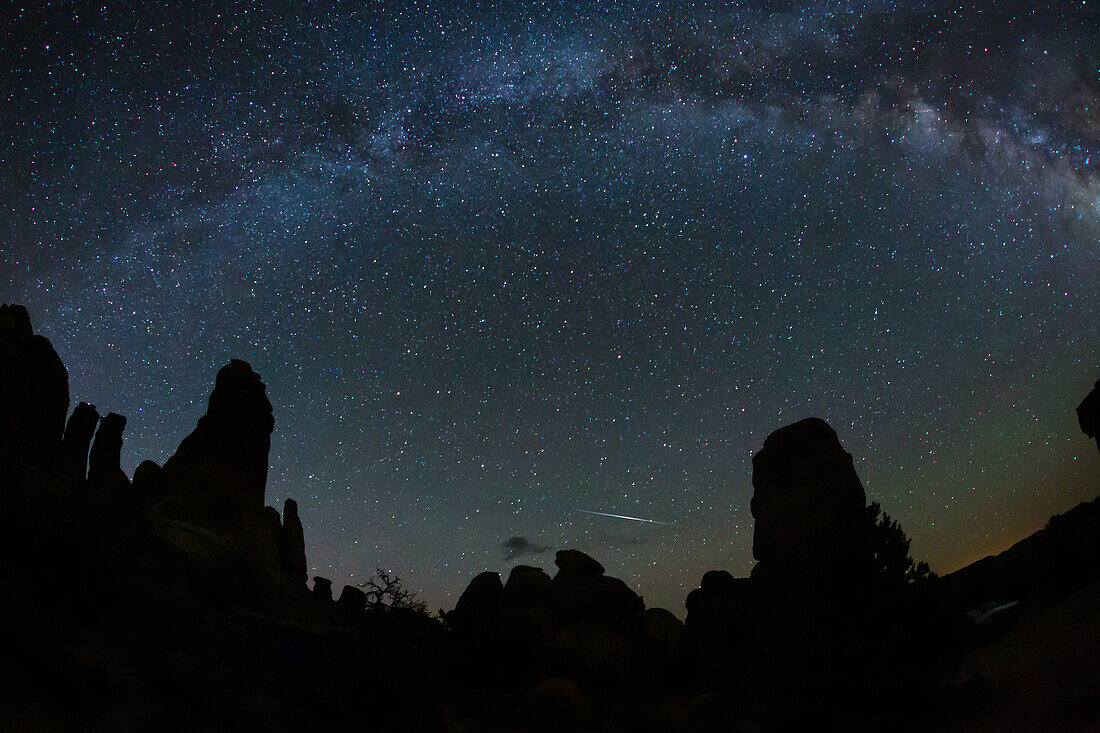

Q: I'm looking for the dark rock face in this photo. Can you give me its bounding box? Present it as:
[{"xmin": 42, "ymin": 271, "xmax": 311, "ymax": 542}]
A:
[
  {"xmin": 503, "ymin": 565, "xmax": 553, "ymax": 606},
  {"xmin": 278, "ymin": 498, "xmax": 307, "ymax": 587},
  {"xmin": 87, "ymin": 412, "xmax": 131, "ymax": 514},
  {"xmin": 551, "ymin": 550, "xmax": 644, "ymax": 628},
  {"xmin": 942, "ymin": 495, "xmax": 1100, "ymax": 607},
  {"xmin": 750, "ymin": 417, "xmax": 867, "ymax": 577},
  {"xmin": 132, "ymin": 460, "xmax": 164, "ymax": 505},
  {"xmin": 312, "ymin": 576, "xmax": 333, "ymax": 602},
  {"xmin": 57, "ymin": 402, "xmax": 100, "ymax": 487},
  {"xmin": 682, "ymin": 570, "xmax": 754, "ymax": 672},
  {"xmin": 161, "ymin": 359, "xmax": 274, "ymax": 514},
  {"xmin": 499, "ymin": 565, "xmax": 554, "ymax": 636},
  {"xmin": 0, "ymin": 303, "xmax": 69, "ymax": 476},
  {"xmin": 550, "ymin": 551, "xmax": 646, "ymax": 682},
  {"xmin": 450, "ymin": 551, "xmax": 647, "ymax": 685},
  {"xmin": 644, "ymin": 607, "xmax": 683, "ymax": 647},
  {"xmin": 89, "ymin": 412, "xmax": 127, "ymax": 484},
  {"xmin": 337, "ymin": 585, "xmax": 366, "ymax": 612},
  {"xmin": 1079, "ymin": 379, "xmax": 1100, "ymax": 454},
  {"xmin": 136, "ymin": 359, "xmax": 295, "ymax": 610},
  {"xmin": 451, "ymin": 571, "xmax": 503, "ymax": 629},
  {"xmin": 554, "ymin": 549, "xmax": 605, "ymax": 577}
]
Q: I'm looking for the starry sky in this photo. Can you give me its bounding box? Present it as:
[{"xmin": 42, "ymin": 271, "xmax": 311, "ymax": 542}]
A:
[{"xmin": 3, "ymin": 0, "xmax": 1098, "ymax": 615}]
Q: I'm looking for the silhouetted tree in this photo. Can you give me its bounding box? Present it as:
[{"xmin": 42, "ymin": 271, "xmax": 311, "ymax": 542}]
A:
[
  {"xmin": 864, "ymin": 502, "xmax": 937, "ymax": 586},
  {"xmin": 360, "ymin": 568, "xmax": 428, "ymax": 615}
]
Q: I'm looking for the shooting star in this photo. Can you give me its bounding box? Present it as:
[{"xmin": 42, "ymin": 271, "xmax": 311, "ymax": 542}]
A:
[{"xmin": 576, "ymin": 509, "xmax": 671, "ymax": 525}]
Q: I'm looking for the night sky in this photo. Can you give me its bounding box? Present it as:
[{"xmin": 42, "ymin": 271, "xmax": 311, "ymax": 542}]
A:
[{"xmin": 3, "ymin": 1, "xmax": 1098, "ymax": 615}]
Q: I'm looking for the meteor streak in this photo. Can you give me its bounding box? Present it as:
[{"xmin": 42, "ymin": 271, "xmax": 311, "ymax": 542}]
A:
[{"xmin": 576, "ymin": 509, "xmax": 670, "ymax": 525}]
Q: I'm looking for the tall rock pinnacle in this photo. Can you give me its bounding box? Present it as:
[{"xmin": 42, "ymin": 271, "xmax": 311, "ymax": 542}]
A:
[
  {"xmin": 161, "ymin": 359, "xmax": 274, "ymax": 513},
  {"xmin": 750, "ymin": 417, "xmax": 867, "ymax": 577},
  {"xmin": 0, "ymin": 303, "xmax": 69, "ymax": 474}
]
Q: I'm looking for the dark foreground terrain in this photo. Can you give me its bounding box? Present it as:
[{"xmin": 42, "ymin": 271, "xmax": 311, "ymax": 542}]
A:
[{"xmin": 1, "ymin": 302, "xmax": 1097, "ymax": 731}]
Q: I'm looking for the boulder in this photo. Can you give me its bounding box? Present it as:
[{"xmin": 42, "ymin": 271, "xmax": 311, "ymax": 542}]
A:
[
  {"xmin": 500, "ymin": 565, "xmax": 553, "ymax": 633},
  {"xmin": 550, "ymin": 550, "xmax": 646, "ymax": 683},
  {"xmin": 504, "ymin": 565, "xmax": 553, "ymax": 606},
  {"xmin": 312, "ymin": 576, "xmax": 333, "ymax": 602},
  {"xmin": 337, "ymin": 585, "xmax": 366, "ymax": 612},
  {"xmin": 645, "ymin": 607, "xmax": 683, "ymax": 647},
  {"xmin": 524, "ymin": 678, "xmax": 590, "ymax": 730},
  {"xmin": 750, "ymin": 418, "xmax": 866, "ymax": 577},
  {"xmin": 451, "ymin": 571, "xmax": 503, "ymax": 630},
  {"xmin": 682, "ymin": 570, "xmax": 755, "ymax": 672},
  {"xmin": 132, "ymin": 460, "xmax": 164, "ymax": 506},
  {"xmin": 554, "ymin": 549, "xmax": 605, "ymax": 578},
  {"xmin": 551, "ymin": 551, "xmax": 642, "ymax": 627}
]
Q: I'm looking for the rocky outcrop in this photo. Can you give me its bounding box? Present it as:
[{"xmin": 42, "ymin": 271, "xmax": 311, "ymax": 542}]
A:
[
  {"xmin": 450, "ymin": 571, "xmax": 504, "ymax": 630},
  {"xmin": 551, "ymin": 550, "xmax": 644, "ymax": 629},
  {"xmin": 87, "ymin": 412, "xmax": 131, "ymax": 514},
  {"xmin": 132, "ymin": 358, "xmax": 301, "ymax": 610},
  {"xmin": 55, "ymin": 402, "xmax": 99, "ymax": 489},
  {"xmin": 750, "ymin": 417, "xmax": 867, "ymax": 579},
  {"xmin": 644, "ymin": 607, "xmax": 683, "ymax": 648},
  {"xmin": 554, "ymin": 549, "xmax": 605, "ymax": 577},
  {"xmin": 132, "ymin": 460, "xmax": 164, "ymax": 506},
  {"xmin": 312, "ymin": 576, "xmax": 333, "ymax": 602},
  {"xmin": 550, "ymin": 550, "xmax": 646, "ymax": 683},
  {"xmin": 278, "ymin": 498, "xmax": 308, "ymax": 587},
  {"xmin": 88, "ymin": 412, "xmax": 127, "ymax": 484},
  {"xmin": 0, "ymin": 303, "xmax": 69, "ymax": 485},
  {"xmin": 681, "ymin": 570, "xmax": 755, "ymax": 677},
  {"xmin": 160, "ymin": 359, "xmax": 274, "ymax": 516},
  {"xmin": 683, "ymin": 419, "xmax": 874, "ymax": 685},
  {"xmin": 338, "ymin": 585, "xmax": 366, "ymax": 612},
  {"xmin": 451, "ymin": 550, "xmax": 646, "ymax": 686},
  {"xmin": 1079, "ymin": 379, "xmax": 1100, "ymax": 454}
]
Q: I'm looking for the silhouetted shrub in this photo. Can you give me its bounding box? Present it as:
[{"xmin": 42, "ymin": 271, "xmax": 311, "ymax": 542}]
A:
[{"xmin": 359, "ymin": 567, "xmax": 429, "ymax": 616}]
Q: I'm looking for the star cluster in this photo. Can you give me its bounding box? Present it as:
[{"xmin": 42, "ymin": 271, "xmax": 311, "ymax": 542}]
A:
[{"xmin": 3, "ymin": 1, "xmax": 1098, "ymax": 614}]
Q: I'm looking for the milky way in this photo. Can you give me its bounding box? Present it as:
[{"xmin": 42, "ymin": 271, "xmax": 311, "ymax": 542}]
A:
[{"xmin": 3, "ymin": 1, "xmax": 1098, "ymax": 614}]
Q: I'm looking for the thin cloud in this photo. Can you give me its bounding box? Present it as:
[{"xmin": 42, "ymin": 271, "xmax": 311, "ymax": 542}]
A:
[{"xmin": 502, "ymin": 536, "xmax": 550, "ymax": 561}]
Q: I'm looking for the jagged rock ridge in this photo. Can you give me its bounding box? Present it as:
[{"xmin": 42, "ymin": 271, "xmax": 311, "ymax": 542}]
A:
[{"xmin": 0, "ymin": 304, "xmax": 309, "ymax": 614}]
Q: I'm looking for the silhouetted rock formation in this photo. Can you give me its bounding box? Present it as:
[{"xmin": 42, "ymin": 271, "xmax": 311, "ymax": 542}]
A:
[
  {"xmin": 750, "ymin": 417, "xmax": 867, "ymax": 581},
  {"xmin": 644, "ymin": 607, "xmax": 683, "ymax": 647},
  {"xmin": 278, "ymin": 498, "xmax": 308, "ymax": 586},
  {"xmin": 450, "ymin": 550, "xmax": 646, "ymax": 687},
  {"xmin": 87, "ymin": 412, "xmax": 131, "ymax": 515},
  {"xmin": 338, "ymin": 584, "xmax": 366, "ymax": 611},
  {"xmin": 554, "ymin": 548, "xmax": 606, "ymax": 576},
  {"xmin": 55, "ymin": 401, "xmax": 99, "ymax": 490},
  {"xmin": 131, "ymin": 459, "xmax": 164, "ymax": 506},
  {"xmin": 88, "ymin": 412, "xmax": 127, "ymax": 484},
  {"xmin": 1079, "ymin": 379, "xmax": 1100, "ymax": 454},
  {"xmin": 551, "ymin": 549, "xmax": 647, "ymax": 683},
  {"xmin": 503, "ymin": 565, "xmax": 553, "ymax": 609},
  {"xmin": 450, "ymin": 570, "xmax": 504, "ymax": 630},
  {"xmin": 3, "ymin": 303, "xmax": 1096, "ymax": 732},
  {"xmin": 160, "ymin": 359, "xmax": 274, "ymax": 516},
  {"xmin": 312, "ymin": 576, "xmax": 334, "ymax": 601},
  {"xmin": 132, "ymin": 359, "xmax": 307, "ymax": 610},
  {"xmin": 942, "ymin": 495, "xmax": 1100, "ymax": 608},
  {"xmin": 0, "ymin": 303, "xmax": 69, "ymax": 478}
]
